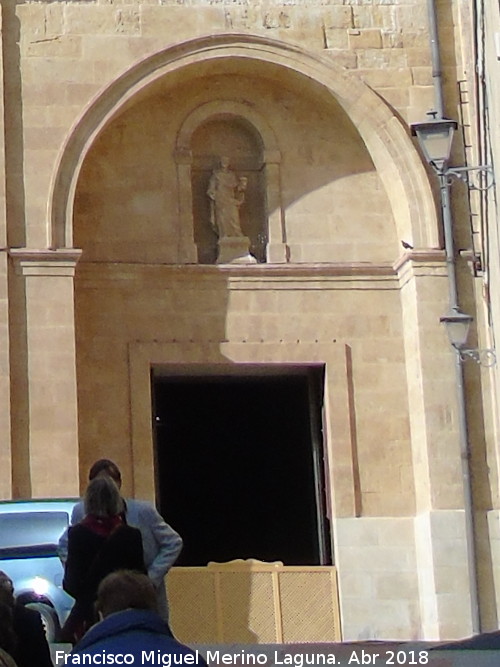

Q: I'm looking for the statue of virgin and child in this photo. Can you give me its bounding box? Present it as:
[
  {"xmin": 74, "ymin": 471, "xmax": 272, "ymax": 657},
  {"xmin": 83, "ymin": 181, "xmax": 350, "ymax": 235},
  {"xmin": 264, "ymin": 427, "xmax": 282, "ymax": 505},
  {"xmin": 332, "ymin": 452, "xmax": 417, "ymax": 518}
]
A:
[{"xmin": 207, "ymin": 156, "xmax": 248, "ymax": 239}]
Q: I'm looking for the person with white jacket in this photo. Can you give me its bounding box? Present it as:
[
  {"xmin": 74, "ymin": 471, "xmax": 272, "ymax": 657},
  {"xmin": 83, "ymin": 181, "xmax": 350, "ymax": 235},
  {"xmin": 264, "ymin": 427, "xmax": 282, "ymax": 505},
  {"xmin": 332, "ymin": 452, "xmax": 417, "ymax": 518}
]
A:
[{"xmin": 58, "ymin": 459, "xmax": 182, "ymax": 622}]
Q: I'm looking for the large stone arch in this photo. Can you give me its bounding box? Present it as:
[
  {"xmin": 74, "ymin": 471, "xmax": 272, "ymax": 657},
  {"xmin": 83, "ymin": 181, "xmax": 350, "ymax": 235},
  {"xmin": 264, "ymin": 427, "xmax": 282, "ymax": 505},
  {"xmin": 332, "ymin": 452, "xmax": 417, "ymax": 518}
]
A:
[{"xmin": 49, "ymin": 33, "xmax": 437, "ymax": 251}]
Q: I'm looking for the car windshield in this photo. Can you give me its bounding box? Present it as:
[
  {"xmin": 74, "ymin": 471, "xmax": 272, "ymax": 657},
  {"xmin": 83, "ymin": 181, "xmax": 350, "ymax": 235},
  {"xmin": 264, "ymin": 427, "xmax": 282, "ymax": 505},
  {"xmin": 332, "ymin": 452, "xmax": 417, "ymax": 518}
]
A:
[{"xmin": 0, "ymin": 511, "xmax": 69, "ymax": 558}]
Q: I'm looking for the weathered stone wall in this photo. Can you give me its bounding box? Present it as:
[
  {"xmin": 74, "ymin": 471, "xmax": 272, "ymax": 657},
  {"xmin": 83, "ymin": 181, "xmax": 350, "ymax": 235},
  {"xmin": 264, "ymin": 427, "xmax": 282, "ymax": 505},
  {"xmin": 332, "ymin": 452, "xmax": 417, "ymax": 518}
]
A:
[
  {"xmin": 1, "ymin": 0, "xmax": 489, "ymax": 641},
  {"xmin": 3, "ymin": 0, "xmax": 448, "ymax": 501},
  {"xmin": 5, "ymin": 0, "xmax": 449, "ymax": 251},
  {"xmin": 75, "ymin": 264, "xmax": 415, "ymax": 514},
  {"xmin": 73, "ymin": 71, "xmax": 394, "ymax": 264}
]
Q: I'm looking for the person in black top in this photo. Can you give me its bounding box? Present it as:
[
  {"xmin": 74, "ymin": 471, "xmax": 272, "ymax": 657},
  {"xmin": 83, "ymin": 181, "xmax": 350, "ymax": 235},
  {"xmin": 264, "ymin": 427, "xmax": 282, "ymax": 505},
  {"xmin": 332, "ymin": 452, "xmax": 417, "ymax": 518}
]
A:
[
  {"xmin": 0, "ymin": 571, "xmax": 53, "ymax": 667},
  {"xmin": 61, "ymin": 475, "xmax": 145, "ymax": 643}
]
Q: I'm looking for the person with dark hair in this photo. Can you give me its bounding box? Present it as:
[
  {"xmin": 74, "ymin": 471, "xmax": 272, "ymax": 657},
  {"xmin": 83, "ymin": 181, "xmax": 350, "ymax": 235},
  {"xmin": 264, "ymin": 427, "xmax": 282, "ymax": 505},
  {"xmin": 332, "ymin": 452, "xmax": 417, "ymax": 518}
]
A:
[
  {"xmin": 59, "ymin": 458, "xmax": 182, "ymax": 622},
  {"xmin": 65, "ymin": 570, "xmax": 207, "ymax": 666},
  {"xmin": 0, "ymin": 602, "xmax": 16, "ymax": 662},
  {"xmin": 88, "ymin": 459, "xmax": 122, "ymax": 486},
  {"xmin": 96, "ymin": 569, "xmax": 158, "ymax": 617},
  {"xmin": 0, "ymin": 571, "xmax": 52, "ymax": 667},
  {"xmin": 61, "ymin": 476, "xmax": 146, "ymax": 643}
]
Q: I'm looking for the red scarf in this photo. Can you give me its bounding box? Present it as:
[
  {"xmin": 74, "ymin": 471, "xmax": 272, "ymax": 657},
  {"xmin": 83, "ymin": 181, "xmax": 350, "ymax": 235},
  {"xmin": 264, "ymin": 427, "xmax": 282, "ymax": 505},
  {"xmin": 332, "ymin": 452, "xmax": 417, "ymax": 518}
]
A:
[{"xmin": 80, "ymin": 514, "xmax": 123, "ymax": 537}]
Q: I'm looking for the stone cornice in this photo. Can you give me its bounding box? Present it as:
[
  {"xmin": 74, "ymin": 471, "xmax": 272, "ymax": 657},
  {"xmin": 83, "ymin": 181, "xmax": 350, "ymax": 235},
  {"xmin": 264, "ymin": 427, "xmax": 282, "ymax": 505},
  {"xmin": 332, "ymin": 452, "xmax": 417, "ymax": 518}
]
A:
[
  {"xmin": 77, "ymin": 260, "xmax": 397, "ymax": 282},
  {"xmin": 74, "ymin": 252, "xmax": 450, "ymax": 292},
  {"xmin": 393, "ymin": 249, "xmax": 448, "ymax": 288},
  {"xmin": 392, "ymin": 248, "xmax": 446, "ymax": 273},
  {"xmin": 9, "ymin": 248, "xmax": 82, "ymax": 276},
  {"xmin": 77, "ymin": 250, "xmax": 447, "ymax": 280}
]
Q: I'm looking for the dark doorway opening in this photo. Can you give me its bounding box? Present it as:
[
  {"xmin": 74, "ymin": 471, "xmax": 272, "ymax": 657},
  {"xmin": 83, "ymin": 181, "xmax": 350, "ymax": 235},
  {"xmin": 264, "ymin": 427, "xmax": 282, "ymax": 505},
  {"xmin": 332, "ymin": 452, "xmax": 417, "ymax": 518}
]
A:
[{"xmin": 152, "ymin": 365, "xmax": 331, "ymax": 566}]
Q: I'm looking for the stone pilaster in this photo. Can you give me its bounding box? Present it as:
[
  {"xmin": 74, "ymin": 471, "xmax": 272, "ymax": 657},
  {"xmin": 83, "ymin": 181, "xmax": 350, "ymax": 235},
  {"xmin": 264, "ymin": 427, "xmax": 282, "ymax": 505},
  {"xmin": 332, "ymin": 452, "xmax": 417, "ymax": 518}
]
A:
[
  {"xmin": 0, "ymin": 251, "xmax": 11, "ymax": 500},
  {"xmin": 264, "ymin": 156, "xmax": 288, "ymax": 263},
  {"xmin": 398, "ymin": 250, "xmax": 474, "ymax": 638},
  {"xmin": 10, "ymin": 248, "xmax": 81, "ymax": 497},
  {"xmin": 0, "ymin": 9, "xmax": 12, "ymax": 499},
  {"xmin": 175, "ymin": 150, "xmax": 198, "ymax": 264}
]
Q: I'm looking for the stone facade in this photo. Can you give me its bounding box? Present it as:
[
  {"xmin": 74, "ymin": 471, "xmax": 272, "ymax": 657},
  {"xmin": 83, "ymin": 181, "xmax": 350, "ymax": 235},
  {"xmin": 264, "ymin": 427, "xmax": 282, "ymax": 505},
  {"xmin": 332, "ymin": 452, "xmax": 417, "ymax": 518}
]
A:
[
  {"xmin": 1, "ymin": 0, "xmax": 498, "ymax": 641},
  {"xmin": 472, "ymin": 0, "xmax": 500, "ymax": 636}
]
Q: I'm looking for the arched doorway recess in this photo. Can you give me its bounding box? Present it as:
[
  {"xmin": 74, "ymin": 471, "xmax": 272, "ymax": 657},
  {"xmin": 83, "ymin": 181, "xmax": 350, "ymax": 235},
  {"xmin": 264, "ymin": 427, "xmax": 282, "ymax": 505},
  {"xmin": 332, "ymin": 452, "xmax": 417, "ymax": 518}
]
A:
[{"xmin": 49, "ymin": 33, "xmax": 437, "ymax": 252}]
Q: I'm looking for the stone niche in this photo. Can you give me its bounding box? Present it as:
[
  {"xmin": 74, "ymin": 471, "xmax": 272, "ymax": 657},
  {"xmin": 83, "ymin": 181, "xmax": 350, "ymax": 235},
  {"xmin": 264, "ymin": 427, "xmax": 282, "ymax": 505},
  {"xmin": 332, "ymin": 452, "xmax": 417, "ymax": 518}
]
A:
[
  {"xmin": 191, "ymin": 116, "xmax": 267, "ymax": 264},
  {"xmin": 176, "ymin": 101, "xmax": 285, "ymax": 265}
]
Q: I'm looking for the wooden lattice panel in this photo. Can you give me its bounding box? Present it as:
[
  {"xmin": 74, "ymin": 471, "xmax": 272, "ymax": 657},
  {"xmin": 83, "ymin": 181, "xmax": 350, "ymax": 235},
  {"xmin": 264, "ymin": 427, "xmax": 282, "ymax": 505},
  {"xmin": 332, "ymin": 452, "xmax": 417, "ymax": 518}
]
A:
[
  {"xmin": 278, "ymin": 569, "xmax": 340, "ymax": 642},
  {"xmin": 219, "ymin": 571, "xmax": 279, "ymax": 643},
  {"xmin": 166, "ymin": 561, "xmax": 341, "ymax": 643},
  {"xmin": 167, "ymin": 568, "xmax": 218, "ymax": 643}
]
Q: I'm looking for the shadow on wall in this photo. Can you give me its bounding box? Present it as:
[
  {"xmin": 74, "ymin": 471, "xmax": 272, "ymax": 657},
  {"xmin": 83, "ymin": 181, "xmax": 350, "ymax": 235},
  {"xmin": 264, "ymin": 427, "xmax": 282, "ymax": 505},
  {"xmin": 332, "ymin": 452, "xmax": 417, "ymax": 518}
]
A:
[{"xmin": 72, "ymin": 65, "xmax": 394, "ymax": 265}]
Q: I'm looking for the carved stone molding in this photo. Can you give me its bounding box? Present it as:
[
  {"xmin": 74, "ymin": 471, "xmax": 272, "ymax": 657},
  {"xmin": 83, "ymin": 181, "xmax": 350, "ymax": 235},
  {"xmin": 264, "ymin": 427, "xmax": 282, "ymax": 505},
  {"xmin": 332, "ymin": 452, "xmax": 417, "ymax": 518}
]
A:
[{"xmin": 9, "ymin": 248, "xmax": 82, "ymax": 276}]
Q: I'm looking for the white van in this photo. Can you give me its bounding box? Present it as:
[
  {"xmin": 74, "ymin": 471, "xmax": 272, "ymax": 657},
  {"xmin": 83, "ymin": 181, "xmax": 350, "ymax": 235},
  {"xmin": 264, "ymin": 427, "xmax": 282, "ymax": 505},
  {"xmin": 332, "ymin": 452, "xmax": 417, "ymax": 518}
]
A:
[{"xmin": 0, "ymin": 498, "xmax": 78, "ymax": 641}]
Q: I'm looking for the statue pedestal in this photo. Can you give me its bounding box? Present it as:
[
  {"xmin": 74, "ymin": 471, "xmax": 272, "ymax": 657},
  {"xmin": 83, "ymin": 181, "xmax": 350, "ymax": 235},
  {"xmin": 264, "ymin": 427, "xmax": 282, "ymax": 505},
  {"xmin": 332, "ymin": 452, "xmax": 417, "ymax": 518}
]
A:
[{"xmin": 216, "ymin": 236, "xmax": 257, "ymax": 265}]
